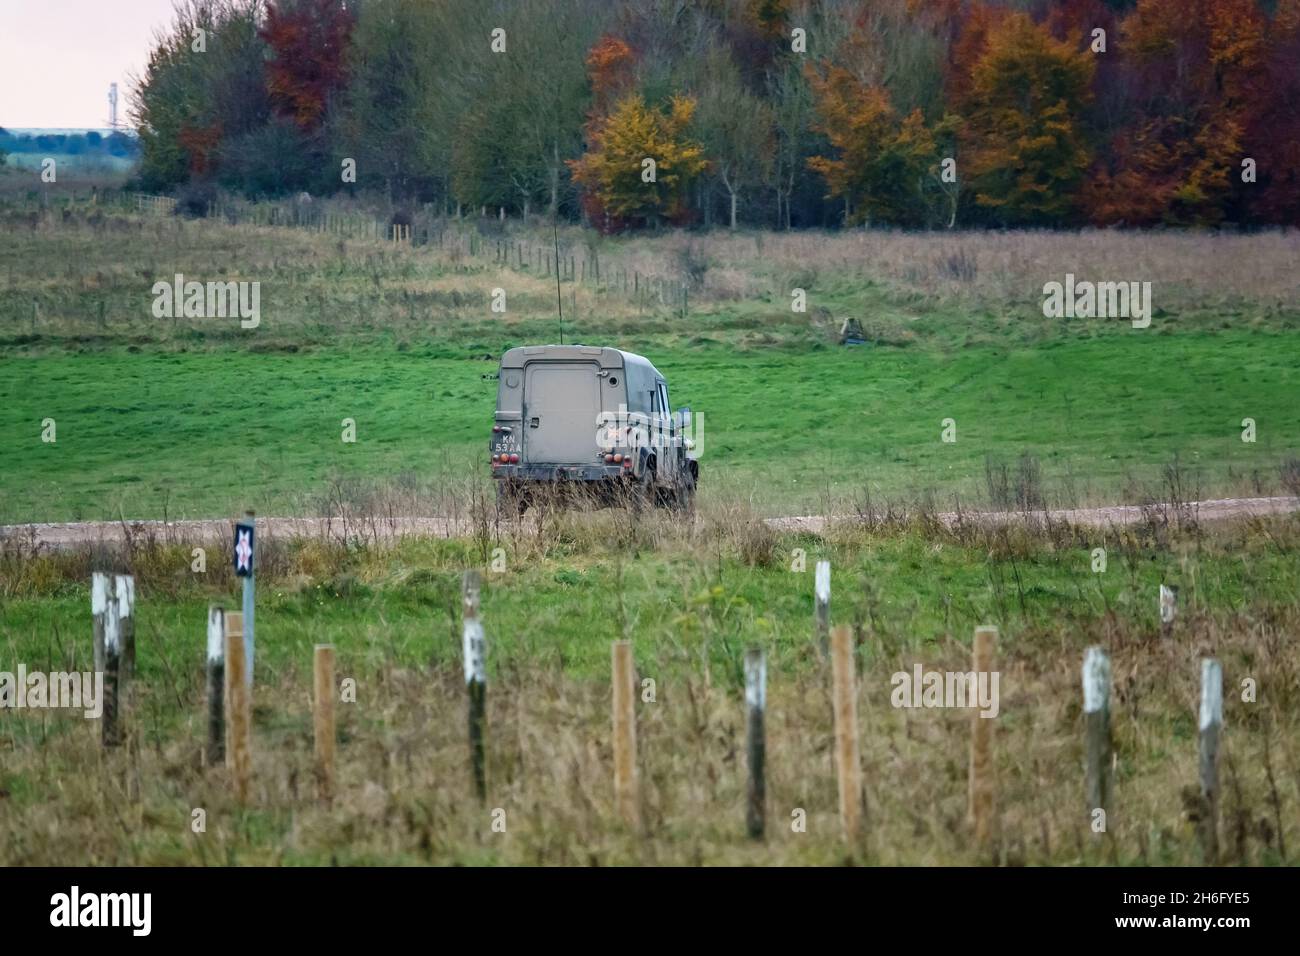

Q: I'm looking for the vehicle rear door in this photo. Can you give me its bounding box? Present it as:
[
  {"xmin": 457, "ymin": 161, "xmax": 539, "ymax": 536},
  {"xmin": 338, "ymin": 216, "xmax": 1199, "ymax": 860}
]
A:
[{"xmin": 523, "ymin": 362, "xmax": 601, "ymax": 464}]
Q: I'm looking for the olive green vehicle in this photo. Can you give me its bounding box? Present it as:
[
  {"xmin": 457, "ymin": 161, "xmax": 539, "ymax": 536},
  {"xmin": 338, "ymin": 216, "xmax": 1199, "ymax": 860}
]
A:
[{"xmin": 488, "ymin": 345, "xmax": 698, "ymax": 513}]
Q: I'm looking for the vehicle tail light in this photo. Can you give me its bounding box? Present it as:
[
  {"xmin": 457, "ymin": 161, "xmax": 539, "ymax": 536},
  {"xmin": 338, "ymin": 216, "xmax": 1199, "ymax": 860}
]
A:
[
  {"xmin": 604, "ymin": 453, "xmax": 614, "ymax": 464},
  {"xmin": 622, "ymin": 458, "xmax": 633, "ymax": 469},
  {"xmin": 492, "ymin": 425, "xmax": 500, "ymax": 433},
  {"xmin": 509, "ymin": 453, "xmax": 519, "ymax": 463},
  {"xmin": 613, "ymin": 453, "xmax": 623, "ymax": 463}
]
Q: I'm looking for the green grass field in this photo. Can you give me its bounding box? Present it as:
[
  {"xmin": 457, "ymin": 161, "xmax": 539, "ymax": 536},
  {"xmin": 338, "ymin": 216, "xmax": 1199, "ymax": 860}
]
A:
[
  {"xmin": 2, "ymin": 206, "xmax": 1298, "ymax": 523},
  {"xmin": 2, "ymin": 332, "xmax": 1297, "ymax": 523}
]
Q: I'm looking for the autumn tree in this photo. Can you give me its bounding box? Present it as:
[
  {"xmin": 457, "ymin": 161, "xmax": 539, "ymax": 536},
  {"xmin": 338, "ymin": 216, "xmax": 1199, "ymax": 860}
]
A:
[
  {"xmin": 1083, "ymin": 0, "xmax": 1266, "ymax": 225},
  {"xmin": 569, "ymin": 93, "xmax": 709, "ymax": 231},
  {"xmin": 261, "ymin": 0, "xmax": 354, "ymax": 131},
  {"xmin": 1243, "ymin": 0, "xmax": 1300, "ymax": 223},
  {"xmin": 806, "ymin": 65, "xmax": 945, "ymax": 226},
  {"xmin": 957, "ymin": 11, "xmax": 1095, "ymax": 225},
  {"xmin": 127, "ymin": 0, "xmax": 1283, "ymax": 229}
]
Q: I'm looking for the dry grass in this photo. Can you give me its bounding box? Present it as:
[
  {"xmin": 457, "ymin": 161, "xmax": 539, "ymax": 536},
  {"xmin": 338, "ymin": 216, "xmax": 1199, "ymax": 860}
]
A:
[
  {"xmin": 3, "ymin": 499, "xmax": 1298, "ymax": 865},
  {"xmin": 8, "ymin": 202, "xmax": 1297, "ymax": 352},
  {"xmin": 589, "ymin": 227, "xmax": 1300, "ymax": 313},
  {"xmin": 4, "ymin": 599, "xmax": 1295, "ymax": 865}
]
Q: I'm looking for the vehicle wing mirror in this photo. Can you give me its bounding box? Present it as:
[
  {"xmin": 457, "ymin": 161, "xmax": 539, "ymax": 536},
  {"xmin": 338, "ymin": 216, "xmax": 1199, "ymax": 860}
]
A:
[{"xmin": 676, "ymin": 407, "xmax": 692, "ymax": 430}]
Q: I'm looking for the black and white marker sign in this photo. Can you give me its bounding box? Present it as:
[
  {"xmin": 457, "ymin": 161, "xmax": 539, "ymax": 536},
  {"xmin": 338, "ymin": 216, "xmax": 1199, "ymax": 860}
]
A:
[{"xmin": 234, "ymin": 522, "xmax": 255, "ymax": 577}]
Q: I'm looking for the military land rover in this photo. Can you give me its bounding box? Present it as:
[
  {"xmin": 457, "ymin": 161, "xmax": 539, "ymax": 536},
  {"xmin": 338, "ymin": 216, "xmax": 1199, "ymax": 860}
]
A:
[{"xmin": 488, "ymin": 345, "xmax": 697, "ymax": 513}]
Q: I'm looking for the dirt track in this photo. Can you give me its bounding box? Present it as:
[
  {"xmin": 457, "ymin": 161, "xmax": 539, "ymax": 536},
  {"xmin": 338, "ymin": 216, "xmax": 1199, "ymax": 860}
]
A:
[
  {"xmin": 1, "ymin": 496, "xmax": 1296, "ymax": 551},
  {"xmin": 768, "ymin": 495, "xmax": 1300, "ymax": 534}
]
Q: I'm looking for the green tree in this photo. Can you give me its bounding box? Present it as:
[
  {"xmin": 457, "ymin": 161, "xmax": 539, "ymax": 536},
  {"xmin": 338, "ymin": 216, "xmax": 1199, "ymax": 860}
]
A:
[
  {"xmin": 343, "ymin": 0, "xmax": 444, "ymax": 202},
  {"xmin": 131, "ymin": 0, "xmax": 270, "ymax": 192},
  {"xmin": 765, "ymin": 60, "xmax": 814, "ymax": 228},
  {"xmin": 694, "ymin": 50, "xmax": 773, "ymax": 229}
]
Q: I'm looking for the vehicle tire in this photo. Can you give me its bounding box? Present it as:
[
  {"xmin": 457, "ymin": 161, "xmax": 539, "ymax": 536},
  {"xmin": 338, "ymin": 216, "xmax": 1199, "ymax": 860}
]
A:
[
  {"xmin": 674, "ymin": 478, "xmax": 696, "ymax": 515},
  {"xmin": 495, "ymin": 483, "xmax": 528, "ymax": 518},
  {"xmin": 630, "ymin": 468, "xmax": 655, "ymax": 516}
]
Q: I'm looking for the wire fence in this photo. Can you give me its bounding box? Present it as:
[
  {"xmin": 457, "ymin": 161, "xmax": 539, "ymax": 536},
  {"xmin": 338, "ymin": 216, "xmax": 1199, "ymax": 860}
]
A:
[{"xmin": 203, "ymin": 196, "xmax": 692, "ymax": 316}]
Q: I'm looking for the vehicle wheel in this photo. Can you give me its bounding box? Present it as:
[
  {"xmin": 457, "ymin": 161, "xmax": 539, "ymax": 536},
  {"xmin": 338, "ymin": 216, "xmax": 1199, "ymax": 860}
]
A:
[
  {"xmin": 674, "ymin": 478, "xmax": 696, "ymax": 515},
  {"xmin": 495, "ymin": 483, "xmax": 528, "ymax": 518},
  {"xmin": 630, "ymin": 468, "xmax": 655, "ymax": 515}
]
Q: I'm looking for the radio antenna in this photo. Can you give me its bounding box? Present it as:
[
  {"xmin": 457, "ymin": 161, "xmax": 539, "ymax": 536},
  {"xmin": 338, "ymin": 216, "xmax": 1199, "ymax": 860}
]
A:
[{"xmin": 553, "ymin": 219, "xmax": 565, "ymax": 345}]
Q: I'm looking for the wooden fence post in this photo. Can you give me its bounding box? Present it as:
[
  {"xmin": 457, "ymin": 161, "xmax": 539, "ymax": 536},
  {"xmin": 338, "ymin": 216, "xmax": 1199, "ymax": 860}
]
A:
[
  {"xmin": 814, "ymin": 560, "xmax": 831, "ymax": 656},
  {"xmin": 1198, "ymin": 658, "xmax": 1222, "ymax": 863},
  {"xmin": 1160, "ymin": 584, "xmax": 1177, "ymax": 638},
  {"xmin": 463, "ymin": 570, "xmax": 487, "ymax": 801},
  {"xmin": 222, "ymin": 611, "xmax": 241, "ymax": 764},
  {"xmin": 206, "ymin": 606, "xmax": 225, "ymax": 767},
  {"xmin": 611, "ymin": 640, "xmax": 639, "ymax": 828},
  {"xmin": 745, "ymin": 647, "xmax": 766, "ymax": 840},
  {"xmin": 224, "ymin": 612, "xmax": 250, "ymax": 803},
  {"xmin": 314, "ymin": 644, "xmax": 336, "ymax": 803},
  {"xmin": 830, "ymin": 624, "xmax": 862, "ymax": 842},
  {"xmin": 969, "ymin": 625, "xmax": 997, "ymax": 849},
  {"xmin": 115, "ymin": 574, "xmax": 135, "ymax": 682},
  {"xmin": 92, "ymin": 572, "xmax": 110, "ymax": 674},
  {"xmin": 101, "ymin": 591, "xmax": 122, "ymax": 748},
  {"xmin": 1082, "ymin": 646, "xmax": 1111, "ymax": 829}
]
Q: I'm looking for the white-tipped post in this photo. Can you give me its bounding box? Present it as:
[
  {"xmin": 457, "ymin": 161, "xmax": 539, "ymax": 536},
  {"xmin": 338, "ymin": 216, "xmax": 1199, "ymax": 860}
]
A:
[
  {"xmin": 814, "ymin": 560, "xmax": 831, "ymax": 654},
  {"xmin": 1198, "ymin": 659, "xmax": 1223, "ymax": 861},
  {"xmin": 1082, "ymin": 647, "xmax": 1112, "ymax": 826},
  {"xmin": 206, "ymin": 606, "xmax": 225, "ymax": 766}
]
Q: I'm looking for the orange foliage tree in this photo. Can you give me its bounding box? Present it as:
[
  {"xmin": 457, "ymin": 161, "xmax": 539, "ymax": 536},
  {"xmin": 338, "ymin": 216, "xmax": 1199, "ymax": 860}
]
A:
[
  {"xmin": 956, "ymin": 11, "xmax": 1095, "ymax": 225},
  {"xmin": 568, "ymin": 93, "xmax": 709, "ymax": 232},
  {"xmin": 806, "ymin": 65, "xmax": 945, "ymax": 226},
  {"xmin": 1083, "ymin": 0, "xmax": 1265, "ymax": 225},
  {"xmin": 261, "ymin": 0, "xmax": 354, "ymax": 131},
  {"xmin": 1240, "ymin": 0, "xmax": 1300, "ymax": 223}
]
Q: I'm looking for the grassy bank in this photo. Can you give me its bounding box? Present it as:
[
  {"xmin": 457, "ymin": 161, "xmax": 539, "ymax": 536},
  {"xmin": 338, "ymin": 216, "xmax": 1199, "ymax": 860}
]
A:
[
  {"xmin": 3, "ymin": 210, "xmax": 1299, "ymax": 521},
  {"xmin": 2, "ymin": 510, "xmax": 1297, "ymax": 864},
  {"xmin": 2, "ymin": 332, "xmax": 1298, "ymax": 522}
]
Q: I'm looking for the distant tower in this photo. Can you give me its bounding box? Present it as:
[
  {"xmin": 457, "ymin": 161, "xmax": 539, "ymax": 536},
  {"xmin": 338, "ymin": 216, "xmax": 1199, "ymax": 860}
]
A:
[{"xmin": 107, "ymin": 83, "xmax": 119, "ymax": 131}]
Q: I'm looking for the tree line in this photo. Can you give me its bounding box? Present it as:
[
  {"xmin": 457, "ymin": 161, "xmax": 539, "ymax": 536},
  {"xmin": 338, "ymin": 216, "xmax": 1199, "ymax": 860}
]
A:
[
  {"xmin": 131, "ymin": 0, "xmax": 1300, "ymax": 230},
  {"xmin": 0, "ymin": 129, "xmax": 138, "ymax": 164}
]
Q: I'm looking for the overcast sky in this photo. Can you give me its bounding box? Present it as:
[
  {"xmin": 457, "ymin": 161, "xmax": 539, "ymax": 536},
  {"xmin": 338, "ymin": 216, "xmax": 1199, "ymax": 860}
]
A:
[{"xmin": 0, "ymin": 0, "xmax": 180, "ymax": 129}]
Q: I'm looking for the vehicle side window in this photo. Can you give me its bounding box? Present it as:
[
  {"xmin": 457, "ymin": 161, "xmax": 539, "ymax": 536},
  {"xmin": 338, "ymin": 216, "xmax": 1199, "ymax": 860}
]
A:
[{"xmin": 629, "ymin": 373, "xmax": 651, "ymax": 415}]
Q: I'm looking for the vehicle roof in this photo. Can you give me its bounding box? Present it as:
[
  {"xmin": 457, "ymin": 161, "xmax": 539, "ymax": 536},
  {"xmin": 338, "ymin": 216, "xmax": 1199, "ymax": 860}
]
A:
[{"xmin": 498, "ymin": 345, "xmax": 663, "ymax": 380}]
